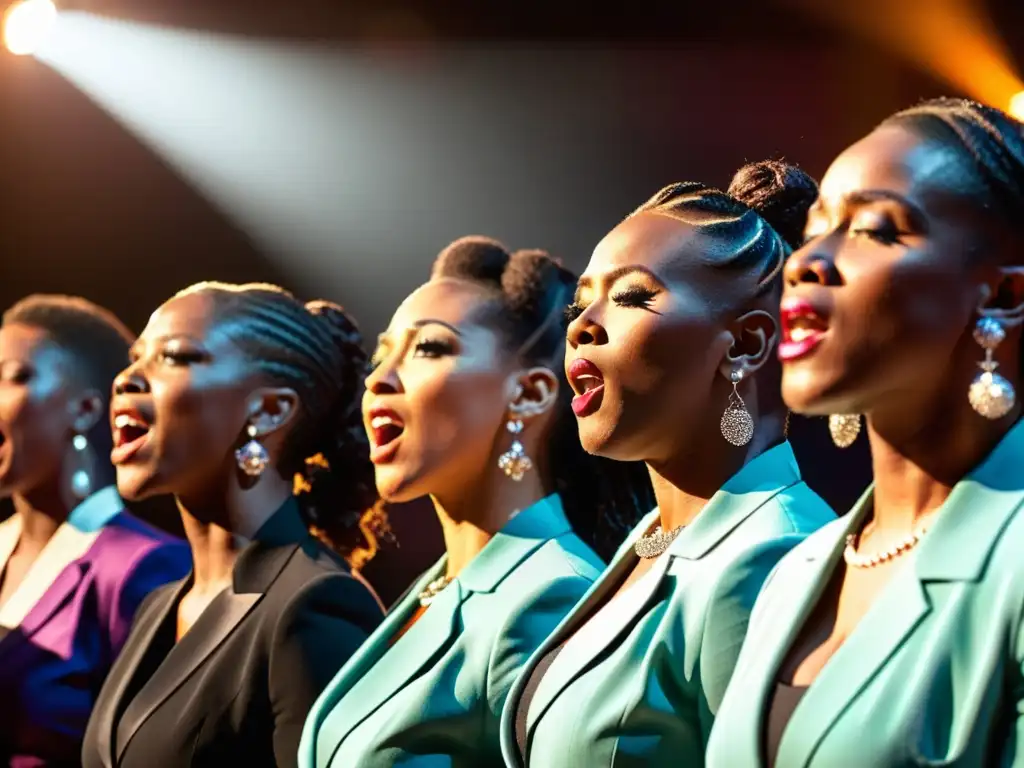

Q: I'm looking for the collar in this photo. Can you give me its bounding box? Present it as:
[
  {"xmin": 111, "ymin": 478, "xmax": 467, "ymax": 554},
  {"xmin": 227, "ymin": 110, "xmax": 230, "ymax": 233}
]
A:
[
  {"xmin": 455, "ymin": 493, "xmax": 572, "ymax": 595},
  {"xmin": 844, "ymin": 417, "xmax": 1024, "ymax": 582},
  {"xmin": 66, "ymin": 485, "xmax": 123, "ymax": 533},
  {"xmin": 233, "ymin": 496, "xmax": 323, "ymax": 594},
  {"xmin": 662, "ymin": 440, "xmax": 802, "ymax": 560}
]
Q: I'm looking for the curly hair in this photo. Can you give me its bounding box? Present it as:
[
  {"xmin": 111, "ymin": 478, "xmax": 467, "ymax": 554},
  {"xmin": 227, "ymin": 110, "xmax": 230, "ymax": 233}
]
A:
[
  {"xmin": 3, "ymin": 294, "xmax": 135, "ymax": 453},
  {"xmin": 176, "ymin": 282, "xmax": 387, "ymax": 569},
  {"xmin": 431, "ymin": 238, "xmax": 654, "ymax": 560}
]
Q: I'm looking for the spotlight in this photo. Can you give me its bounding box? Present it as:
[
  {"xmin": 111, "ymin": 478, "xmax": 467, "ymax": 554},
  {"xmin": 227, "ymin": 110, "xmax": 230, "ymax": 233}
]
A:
[
  {"xmin": 1010, "ymin": 91, "xmax": 1024, "ymax": 121},
  {"xmin": 3, "ymin": 0, "xmax": 57, "ymax": 56}
]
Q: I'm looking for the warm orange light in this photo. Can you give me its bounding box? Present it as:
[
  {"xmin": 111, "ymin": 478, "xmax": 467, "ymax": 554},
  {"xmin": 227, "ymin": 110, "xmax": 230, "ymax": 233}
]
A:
[
  {"xmin": 1010, "ymin": 91, "xmax": 1024, "ymax": 121},
  {"xmin": 3, "ymin": 0, "xmax": 57, "ymax": 56}
]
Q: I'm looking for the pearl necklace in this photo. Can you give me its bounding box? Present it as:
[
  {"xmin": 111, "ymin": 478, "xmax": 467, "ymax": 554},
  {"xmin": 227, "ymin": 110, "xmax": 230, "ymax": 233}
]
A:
[
  {"xmin": 417, "ymin": 575, "xmax": 453, "ymax": 607},
  {"xmin": 634, "ymin": 525, "xmax": 684, "ymax": 559},
  {"xmin": 843, "ymin": 526, "xmax": 928, "ymax": 569}
]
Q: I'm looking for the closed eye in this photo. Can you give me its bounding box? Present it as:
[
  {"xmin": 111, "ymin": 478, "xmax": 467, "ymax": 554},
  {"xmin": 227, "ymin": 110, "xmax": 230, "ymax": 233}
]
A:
[
  {"xmin": 413, "ymin": 339, "xmax": 454, "ymax": 358},
  {"xmin": 563, "ymin": 303, "xmax": 585, "ymax": 326},
  {"xmin": 158, "ymin": 350, "xmax": 206, "ymax": 366},
  {"xmin": 611, "ymin": 286, "xmax": 658, "ymax": 308},
  {"xmin": 850, "ymin": 224, "xmax": 907, "ymax": 245}
]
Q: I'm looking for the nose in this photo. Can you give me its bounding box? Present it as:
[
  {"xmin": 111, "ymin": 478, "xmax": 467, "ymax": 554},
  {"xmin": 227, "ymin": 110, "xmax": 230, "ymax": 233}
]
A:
[
  {"xmin": 783, "ymin": 243, "xmax": 841, "ymax": 287},
  {"xmin": 365, "ymin": 358, "xmax": 402, "ymax": 396},
  {"xmin": 113, "ymin": 365, "xmax": 149, "ymax": 396},
  {"xmin": 566, "ymin": 305, "xmax": 608, "ymax": 349}
]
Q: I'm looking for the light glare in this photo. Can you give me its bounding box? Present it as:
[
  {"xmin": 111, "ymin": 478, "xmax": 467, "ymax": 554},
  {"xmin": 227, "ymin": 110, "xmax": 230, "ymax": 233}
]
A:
[
  {"xmin": 3, "ymin": 0, "xmax": 57, "ymax": 56},
  {"xmin": 1010, "ymin": 92, "xmax": 1024, "ymax": 121}
]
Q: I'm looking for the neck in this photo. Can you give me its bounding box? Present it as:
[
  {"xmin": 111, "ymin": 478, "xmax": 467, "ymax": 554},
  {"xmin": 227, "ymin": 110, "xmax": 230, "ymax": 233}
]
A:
[
  {"xmin": 11, "ymin": 486, "xmax": 68, "ymax": 551},
  {"xmin": 866, "ymin": 391, "xmax": 1021, "ymax": 533},
  {"xmin": 648, "ymin": 409, "xmax": 786, "ymax": 532},
  {"xmin": 176, "ymin": 473, "xmax": 292, "ymax": 590},
  {"xmin": 431, "ymin": 469, "xmax": 548, "ymax": 578}
]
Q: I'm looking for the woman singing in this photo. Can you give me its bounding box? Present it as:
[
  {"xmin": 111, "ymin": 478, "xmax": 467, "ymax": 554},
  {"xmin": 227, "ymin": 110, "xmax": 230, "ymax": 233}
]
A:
[
  {"xmin": 0, "ymin": 295, "xmax": 189, "ymax": 767},
  {"xmin": 706, "ymin": 99, "xmax": 1024, "ymax": 767},
  {"xmin": 300, "ymin": 237, "xmax": 653, "ymax": 767},
  {"xmin": 81, "ymin": 282, "xmax": 385, "ymax": 768},
  {"xmin": 502, "ymin": 161, "xmax": 836, "ymax": 766}
]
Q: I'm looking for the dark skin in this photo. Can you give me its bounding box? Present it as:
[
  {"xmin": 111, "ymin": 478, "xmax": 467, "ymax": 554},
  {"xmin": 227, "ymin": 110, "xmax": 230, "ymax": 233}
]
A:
[
  {"xmin": 0, "ymin": 322, "xmax": 109, "ymax": 608},
  {"xmin": 365, "ymin": 278, "xmax": 559, "ymax": 579},
  {"xmin": 112, "ymin": 292, "xmax": 305, "ymax": 640},
  {"xmin": 777, "ymin": 125, "xmax": 1024, "ymax": 686},
  {"xmin": 566, "ymin": 211, "xmax": 787, "ymax": 596}
]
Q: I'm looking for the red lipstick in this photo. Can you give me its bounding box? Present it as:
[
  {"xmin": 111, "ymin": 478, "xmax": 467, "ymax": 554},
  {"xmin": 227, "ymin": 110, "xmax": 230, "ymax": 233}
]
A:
[{"xmin": 778, "ymin": 297, "xmax": 829, "ymax": 362}]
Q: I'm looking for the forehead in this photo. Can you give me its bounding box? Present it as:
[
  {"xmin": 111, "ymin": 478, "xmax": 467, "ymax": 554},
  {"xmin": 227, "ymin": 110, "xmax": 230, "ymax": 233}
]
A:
[
  {"xmin": 387, "ymin": 278, "xmax": 496, "ymax": 332},
  {"xmin": 0, "ymin": 322, "xmax": 68, "ymax": 369},
  {"xmin": 142, "ymin": 292, "xmax": 220, "ymax": 340},
  {"xmin": 586, "ymin": 212, "xmax": 708, "ymax": 281},
  {"xmin": 818, "ymin": 125, "xmax": 969, "ymax": 207}
]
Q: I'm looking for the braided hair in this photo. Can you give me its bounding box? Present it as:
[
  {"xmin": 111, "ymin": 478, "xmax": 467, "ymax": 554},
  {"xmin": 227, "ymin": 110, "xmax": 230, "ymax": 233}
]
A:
[
  {"xmin": 633, "ymin": 160, "xmax": 819, "ymax": 295},
  {"xmin": 176, "ymin": 282, "xmax": 387, "ymax": 568},
  {"xmin": 3, "ymin": 295, "xmax": 135, "ymax": 454},
  {"xmin": 882, "ymin": 98, "xmax": 1024, "ymax": 379},
  {"xmin": 431, "ymin": 238, "xmax": 654, "ymax": 560}
]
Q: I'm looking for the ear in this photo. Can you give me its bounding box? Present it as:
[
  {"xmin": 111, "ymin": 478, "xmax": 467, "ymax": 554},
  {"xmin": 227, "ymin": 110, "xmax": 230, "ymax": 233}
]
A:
[
  {"xmin": 506, "ymin": 367, "xmax": 560, "ymax": 423},
  {"xmin": 69, "ymin": 389, "xmax": 105, "ymax": 435},
  {"xmin": 979, "ymin": 266, "xmax": 1024, "ymax": 328},
  {"xmin": 717, "ymin": 309, "xmax": 779, "ymax": 381},
  {"xmin": 244, "ymin": 387, "xmax": 300, "ymax": 438}
]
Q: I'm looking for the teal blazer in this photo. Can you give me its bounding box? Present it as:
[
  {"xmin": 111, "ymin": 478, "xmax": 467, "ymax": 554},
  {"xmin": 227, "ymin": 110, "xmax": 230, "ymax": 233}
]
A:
[
  {"xmin": 499, "ymin": 442, "xmax": 835, "ymax": 767},
  {"xmin": 705, "ymin": 418, "xmax": 1024, "ymax": 767},
  {"xmin": 299, "ymin": 494, "xmax": 604, "ymax": 767}
]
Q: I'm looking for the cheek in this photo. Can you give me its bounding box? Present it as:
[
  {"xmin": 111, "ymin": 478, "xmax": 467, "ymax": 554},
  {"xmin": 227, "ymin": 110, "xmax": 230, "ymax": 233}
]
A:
[
  {"xmin": 2, "ymin": 391, "xmax": 69, "ymax": 466},
  {"xmin": 153, "ymin": 381, "xmax": 248, "ymax": 476}
]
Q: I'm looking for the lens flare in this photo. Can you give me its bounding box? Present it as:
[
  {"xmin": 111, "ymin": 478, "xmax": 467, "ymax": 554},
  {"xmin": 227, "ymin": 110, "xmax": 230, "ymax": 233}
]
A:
[
  {"xmin": 1010, "ymin": 92, "xmax": 1024, "ymax": 121},
  {"xmin": 3, "ymin": 0, "xmax": 57, "ymax": 56}
]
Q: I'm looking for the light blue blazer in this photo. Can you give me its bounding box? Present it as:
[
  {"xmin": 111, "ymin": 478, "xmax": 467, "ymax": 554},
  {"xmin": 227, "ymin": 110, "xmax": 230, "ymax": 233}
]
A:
[
  {"xmin": 705, "ymin": 418, "xmax": 1024, "ymax": 767},
  {"xmin": 299, "ymin": 494, "xmax": 604, "ymax": 767},
  {"xmin": 499, "ymin": 441, "xmax": 835, "ymax": 767}
]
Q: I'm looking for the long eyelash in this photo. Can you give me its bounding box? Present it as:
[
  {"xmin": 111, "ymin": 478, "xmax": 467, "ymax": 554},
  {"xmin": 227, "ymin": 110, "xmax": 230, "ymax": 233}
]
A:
[
  {"xmin": 414, "ymin": 339, "xmax": 453, "ymax": 357},
  {"xmin": 611, "ymin": 286, "xmax": 657, "ymax": 307},
  {"xmin": 564, "ymin": 303, "xmax": 585, "ymax": 326},
  {"xmin": 851, "ymin": 226, "xmax": 902, "ymax": 245}
]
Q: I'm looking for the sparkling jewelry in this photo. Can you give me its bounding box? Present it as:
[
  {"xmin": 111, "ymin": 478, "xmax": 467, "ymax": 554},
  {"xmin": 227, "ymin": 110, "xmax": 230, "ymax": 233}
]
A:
[
  {"xmin": 69, "ymin": 432, "xmax": 94, "ymax": 500},
  {"xmin": 634, "ymin": 525, "xmax": 684, "ymax": 559},
  {"xmin": 968, "ymin": 316, "xmax": 1015, "ymax": 419},
  {"xmin": 828, "ymin": 413, "xmax": 862, "ymax": 449},
  {"xmin": 498, "ymin": 419, "xmax": 532, "ymax": 481},
  {"xmin": 235, "ymin": 424, "xmax": 269, "ymax": 477},
  {"xmin": 843, "ymin": 526, "xmax": 927, "ymax": 568},
  {"xmin": 418, "ymin": 575, "xmax": 453, "ymax": 607},
  {"xmin": 720, "ymin": 370, "xmax": 754, "ymax": 446}
]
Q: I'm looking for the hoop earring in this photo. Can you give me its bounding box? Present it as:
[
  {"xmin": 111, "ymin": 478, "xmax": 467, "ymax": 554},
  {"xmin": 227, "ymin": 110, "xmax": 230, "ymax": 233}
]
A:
[
  {"xmin": 828, "ymin": 414, "xmax": 862, "ymax": 448},
  {"xmin": 235, "ymin": 424, "xmax": 270, "ymax": 477},
  {"xmin": 498, "ymin": 419, "xmax": 532, "ymax": 481},
  {"xmin": 721, "ymin": 370, "xmax": 754, "ymax": 446},
  {"xmin": 68, "ymin": 433, "xmax": 96, "ymax": 500},
  {"xmin": 969, "ymin": 316, "xmax": 1016, "ymax": 419}
]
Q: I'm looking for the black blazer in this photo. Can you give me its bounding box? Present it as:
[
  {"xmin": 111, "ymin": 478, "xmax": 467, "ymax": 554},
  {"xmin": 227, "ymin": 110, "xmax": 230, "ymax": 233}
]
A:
[{"xmin": 81, "ymin": 499, "xmax": 384, "ymax": 768}]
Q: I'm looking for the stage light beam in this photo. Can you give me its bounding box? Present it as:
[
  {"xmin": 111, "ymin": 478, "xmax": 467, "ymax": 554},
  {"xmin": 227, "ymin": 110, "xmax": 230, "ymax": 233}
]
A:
[
  {"xmin": 1011, "ymin": 92, "xmax": 1024, "ymax": 121},
  {"xmin": 3, "ymin": 0, "xmax": 57, "ymax": 56}
]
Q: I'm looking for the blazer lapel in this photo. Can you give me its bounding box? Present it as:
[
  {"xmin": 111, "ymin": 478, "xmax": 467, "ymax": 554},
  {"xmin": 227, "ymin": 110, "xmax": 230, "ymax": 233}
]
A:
[
  {"xmin": 315, "ymin": 572, "xmax": 460, "ymax": 767},
  {"xmin": 778, "ymin": 420, "xmax": 1024, "ymax": 768},
  {"xmin": 89, "ymin": 579, "xmax": 183, "ymax": 768}
]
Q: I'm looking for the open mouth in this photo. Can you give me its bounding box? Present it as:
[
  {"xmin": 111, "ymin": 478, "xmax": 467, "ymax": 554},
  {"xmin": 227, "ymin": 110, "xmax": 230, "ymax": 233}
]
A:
[
  {"xmin": 366, "ymin": 406, "xmax": 404, "ymax": 464},
  {"xmin": 567, "ymin": 358, "xmax": 605, "ymax": 417},
  {"xmin": 779, "ymin": 297, "xmax": 830, "ymax": 362},
  {"xmin": 110, "ymin": 405, "xmax": 152, "ymax": 465}
]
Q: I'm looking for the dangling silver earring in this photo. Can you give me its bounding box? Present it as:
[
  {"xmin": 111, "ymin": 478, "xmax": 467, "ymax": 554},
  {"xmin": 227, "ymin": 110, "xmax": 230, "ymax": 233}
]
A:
[
  {"xmin": 235, "ymin": 424, "xmax": 269, "ymax": 477},
  {"xmin": 721, "ymin": 370, "xmax": 754, "ymax": 447},
  {"xmin": 968, "ymin": 316, "xmax": 1016, "ymax": 419},
  {"xmin": 828, "ymin": 414, "xmax": 862, "ymax": 448},
  {"xmin": 498, "ymin": 419, "xmax": 532, "ymax": 481},
  {"xmin": 68, "ymin": 433, "xmax": 95, "ymax": 500}
]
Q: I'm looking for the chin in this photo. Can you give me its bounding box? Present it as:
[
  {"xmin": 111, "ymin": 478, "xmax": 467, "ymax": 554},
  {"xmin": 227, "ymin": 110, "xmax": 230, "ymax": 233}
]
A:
[
  {"xmin": 373, "ymin": 465, "xmax": 422, "ymax": 505},
  {"xmin": 115, "ymin": 466, "xmax": 159, "ymax": 502},
  {"xmin": 781, "ymin": 365, "xmax": 856, "ymax": 417}
]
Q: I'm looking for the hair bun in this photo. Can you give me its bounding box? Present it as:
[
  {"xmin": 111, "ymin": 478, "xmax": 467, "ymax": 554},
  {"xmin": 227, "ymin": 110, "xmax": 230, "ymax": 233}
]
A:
[
  {"xmin": 727, "ymin": 160, "xmax": 819, "ymax": 250},
  {"xmin": 431, "ymin": 236, "xmax": 511, "ymax": 286}
]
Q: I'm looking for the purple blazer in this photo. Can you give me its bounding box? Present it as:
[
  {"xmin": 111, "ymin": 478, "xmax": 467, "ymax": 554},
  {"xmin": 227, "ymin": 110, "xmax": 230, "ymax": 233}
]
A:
[{"xmin": 0, "ymin": 487, "xmax": 191, "ymax": 767}]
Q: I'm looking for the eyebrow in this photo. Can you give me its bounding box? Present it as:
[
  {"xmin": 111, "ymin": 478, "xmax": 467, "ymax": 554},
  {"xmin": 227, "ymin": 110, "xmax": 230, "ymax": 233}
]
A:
[
  {"xmin": 841, "ymin": 189, "xmax": 929, "ymax": 230},
  {"xmin": 576, "ymin": 265, "xmax": 667, "ymax": 291},
  {"xmin": 376, "ymin": 319, "xmax": 462, "ymax": 345},
  {"xmin": 130, "ymin": 334, "xmax": 205, "ymax": 355}
]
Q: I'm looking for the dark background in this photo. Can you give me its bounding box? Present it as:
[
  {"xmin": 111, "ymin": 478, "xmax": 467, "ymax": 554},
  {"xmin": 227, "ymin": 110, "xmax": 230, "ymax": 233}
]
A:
[{"xmin": 2, "ymin": 0, "xmax": 1022, "ymax": 602}]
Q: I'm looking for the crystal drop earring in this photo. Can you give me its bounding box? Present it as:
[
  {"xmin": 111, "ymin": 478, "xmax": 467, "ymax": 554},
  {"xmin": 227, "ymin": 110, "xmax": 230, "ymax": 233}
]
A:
[
  {"xmin": 497, "ymin": 419, "xmax": 532, "ymax": 481},
  {"xmin": 720, "ymin": 370, "xmax": 754, "ymax": 446},
  {"xmin": 828, "ymin": 414, "xmax": 862, "ymax": 448},
  {"xmin": 235, "ymin": 424, "xmax": 270, "ymax": 477},
  {"xmin": 968, "ymin": 316, "xmax": 1016, "ymax": 419}
]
